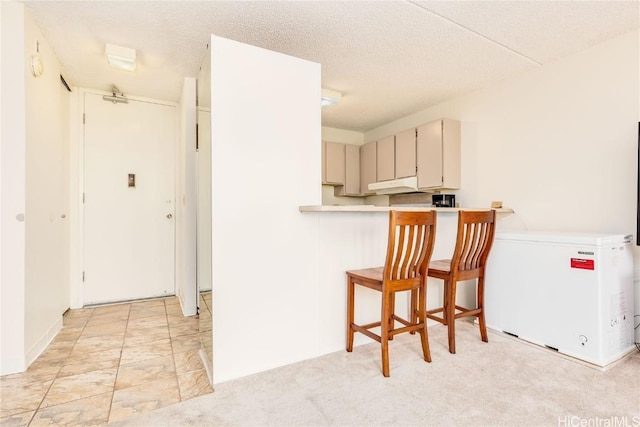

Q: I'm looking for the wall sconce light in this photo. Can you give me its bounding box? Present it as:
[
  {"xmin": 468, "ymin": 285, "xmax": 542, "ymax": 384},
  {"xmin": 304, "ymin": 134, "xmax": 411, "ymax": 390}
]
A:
[
  {"xmin": 105, "ymin": 43, "xmax": 136, "ymax": 71},
  {"xmin": 321, "ymin": 88, "xmax": 342, "ymax": 108}
]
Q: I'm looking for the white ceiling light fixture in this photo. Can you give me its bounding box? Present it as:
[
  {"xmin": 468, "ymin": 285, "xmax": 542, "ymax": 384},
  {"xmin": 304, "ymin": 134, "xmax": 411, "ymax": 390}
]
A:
[
  {"xmin": 105, "ymin": 43, "xmax": 137, "ymax": 71},
  {"xmin": 321, "ymin": 89, "xmax": 342, "ymax": 108}
]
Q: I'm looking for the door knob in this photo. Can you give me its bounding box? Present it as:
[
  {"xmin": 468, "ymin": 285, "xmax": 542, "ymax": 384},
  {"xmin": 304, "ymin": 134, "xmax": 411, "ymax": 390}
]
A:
[{"xmin": 166, "ymin": 214, "xmax": 173, "ymax": 219}]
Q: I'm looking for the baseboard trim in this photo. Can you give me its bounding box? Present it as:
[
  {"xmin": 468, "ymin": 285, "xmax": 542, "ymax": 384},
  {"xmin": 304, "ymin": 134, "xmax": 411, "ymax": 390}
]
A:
[
  {"xmin": 199, "ymin": 346, "xmax": 213, "ymax": 387},
  {"xmin": 0, "ymin": 357, "xmax": 27, "ymax": 376},
  {"xmin": 177, "ymin": 291, "xmax": 197, "ymax": 317},
  {"xmin": 25, "ymin": 316, "xmax": 63, "ymax": 369}
]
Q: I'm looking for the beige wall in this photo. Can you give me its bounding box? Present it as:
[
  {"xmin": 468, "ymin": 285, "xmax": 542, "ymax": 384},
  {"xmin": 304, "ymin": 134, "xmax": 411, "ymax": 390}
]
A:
[
  {"xmin": 366, "ymin": 29, "xmax": 639, "ymax": 252},
  {"xmin": 321, "ymin": 126, "xmax": 364, "ymax": 145},
  {"xmin": 1, "ymin": 1, "xmax": 27, "ymax": 375},
  {"xmin": 23, "ymin": 6, "xmax": 70, "ymax": 364},
  {"xmin": 210, "ymin": 35, "xmax": 321, "ymax": 383},
  {"xmin": 1, "ymin": 3, "xmax": 70, "ymax": 374},
  {"xmin": 321, "ymin": 185, "xmax": 365, "ymax": 206},
  {"xmin": 176, "ymin": 77, "xmax": 197, "ymax": 316},
  {"xmin": 364, "ymin": 30, "xmax": 640, "ymax": 334}
]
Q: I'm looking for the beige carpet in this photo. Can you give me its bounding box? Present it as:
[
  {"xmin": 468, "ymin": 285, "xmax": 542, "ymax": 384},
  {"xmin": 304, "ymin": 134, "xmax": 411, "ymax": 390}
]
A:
[{"xmin": 109, "ymin": 321, "xmax": 640, "ymax": 426}]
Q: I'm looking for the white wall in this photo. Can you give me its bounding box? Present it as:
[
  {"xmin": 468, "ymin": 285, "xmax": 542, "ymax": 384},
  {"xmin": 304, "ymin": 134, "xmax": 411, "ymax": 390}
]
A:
[
  {"xmin": 321, "ymin": 126, "xmax": 364, "ymax": 145},
  {"xmin": 23, "ymin": 6, "xmax": 69, "ymax": 364},
  {"xmin": 176, "ymin": 77, "xmax": 197, "ymax": 316},
  {"xmin": 210, "ymin": 35, "xmax": 321, "ymax": 383},
  {"xmin": 196, "ymin": 108, "xmax": 211, "ymax": 292},
  {"xmin": 365, "ymin": 30, "xmax": 640, "ymax": 339},
  {"xmin": 1, "ymin": 0, "xmax": 27, "ymax": 375},
  {"xmin": 68, "ymin": 88, "xmax": 81, "ymax": 309},
  {"xmin": 0, "ymin": 3, "xmax": 69, "ymax": 374},
  {"xmin": 196, "ymin": 46, "xmax": 212, "ymax": 294},
  {"xmin": 365, "ymin": 30, "xmax": 639, "ymax": 237},
  {"xmin": 196, "ymin": 44, "xmax": 213, "ymax": 381}
]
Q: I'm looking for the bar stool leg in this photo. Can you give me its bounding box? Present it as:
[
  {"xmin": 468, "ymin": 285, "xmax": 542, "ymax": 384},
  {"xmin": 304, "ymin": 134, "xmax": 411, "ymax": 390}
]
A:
[
  {"xmin": 447, "ymin": 280, "xmax": 457, "ymax": 354},
  {"xmin": 409, "ymin": 289, "xmax": 418, "ymax": 334},
  {"xmin": 417, "ymin": 287, "xmax": 431, "ymax": 362},
  {"xmin": 477, "ymin": 277, "xmax": 488, "ymax": 343},
  {"xmin": 346, "ymin": 277, "xmax": 355, "ymax": 352},
  {"xmin": 388, "ymin": 293, "xmax": 395, "ymax": 340},
  {"xmin": 381, "ymin": 290, "xmax": 391, "ymax": 377}
]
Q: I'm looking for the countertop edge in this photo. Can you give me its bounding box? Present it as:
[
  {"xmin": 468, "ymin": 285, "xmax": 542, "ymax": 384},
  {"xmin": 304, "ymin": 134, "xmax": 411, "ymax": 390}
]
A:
[{"xmin": 299, "ymin": 205, "xmax": 515, "ymax": 213}]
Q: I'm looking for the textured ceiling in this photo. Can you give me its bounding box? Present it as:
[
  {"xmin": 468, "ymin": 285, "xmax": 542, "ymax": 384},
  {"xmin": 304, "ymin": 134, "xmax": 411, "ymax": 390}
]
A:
[{"xmin": 22, "ymin": 1, "xmax": 639, "ymax": 132}]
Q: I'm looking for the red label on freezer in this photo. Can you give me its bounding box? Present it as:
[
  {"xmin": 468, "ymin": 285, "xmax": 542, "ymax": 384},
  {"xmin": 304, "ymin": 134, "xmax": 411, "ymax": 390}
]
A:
[{"xmin": 571, "ymin": 258, "xmax": 594, "ymax": 270}]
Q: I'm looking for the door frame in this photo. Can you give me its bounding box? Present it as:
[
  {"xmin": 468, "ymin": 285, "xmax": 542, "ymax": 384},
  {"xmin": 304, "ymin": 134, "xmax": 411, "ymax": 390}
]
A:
[{"xmin": 69, "ymin": 88, "xmax": 179, "ymax": 308}]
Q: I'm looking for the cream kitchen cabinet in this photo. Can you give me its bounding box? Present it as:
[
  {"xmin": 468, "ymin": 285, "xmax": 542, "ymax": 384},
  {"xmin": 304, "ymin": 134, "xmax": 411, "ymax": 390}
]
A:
[
  {"xmin": 324, "ymin": 118, "xmax": 460, "ymax": 197},
  {"xmin": 360, "ymin": 141, "xmax": 376, "ymax": 195},
  {"xmin": 323, "ymin": 141, "xmax": 361, "ymax": 196},
  {"xmin": 394, "ymin": 128, "xmax": 416, "ymax": 178},
  {"xmin": 416, "ymin": 118, "xmax": 461, "ymax": 190},
  {"xmin": 334, "ymin": 144, "xmax": 361, "ymax": 196},
  {"xmin": 322, "ymin": 141, "xmax": 345, "ymax": 185},
  {"xmin": 371, "ymin": 128, "xmax": 416, "ymax": 183},
  {"xmin": 376, "ymin": 135, "xmax": 395, "ymax": 182}
]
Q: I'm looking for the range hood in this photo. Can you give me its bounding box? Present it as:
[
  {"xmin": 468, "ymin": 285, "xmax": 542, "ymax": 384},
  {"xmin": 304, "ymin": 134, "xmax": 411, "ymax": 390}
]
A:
[{"xmin": 368, "ymin": 176, "xmax": 420, "ymax": 195}]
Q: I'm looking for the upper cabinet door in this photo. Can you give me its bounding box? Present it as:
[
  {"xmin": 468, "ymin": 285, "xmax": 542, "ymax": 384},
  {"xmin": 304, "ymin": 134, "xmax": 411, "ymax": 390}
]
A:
[
  {"xmin": 416, "ymin": 120, "xmax": 443, "ymax": 188},
  {"xmin": 323, "ymin": 141, "xmax": 345, "ymax": 185},
  {"xmin": 395, "ymin": 128, "xmax": 416, "ymax": 178},
  {"xmin": 441, "ymin": 118, "xmax": 461, "ymax": 189},
  {"xmin": 360, "ymin": 141, "xmax": 376, "ymax": 195},
  {"xmin": 344, "ymin": 144, "xmax": 360, "ymax": 195},
  {"xmin": 417, "ymin": 118, "xmax": 461, "ymax": 189},
  {"xmin": 376, "ymin": 135, "xmax": 395, "ymax": 181}
]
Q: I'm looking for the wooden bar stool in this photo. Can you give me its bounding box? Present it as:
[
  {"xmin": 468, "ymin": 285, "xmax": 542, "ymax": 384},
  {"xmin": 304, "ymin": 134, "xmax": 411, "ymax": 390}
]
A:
[
  {"xmin": 425, "ymin": 210, "xmax": 496, "ymax": 354},
  {"xmin": 346, "ymin": 210, "xmax": 437, "ymax": 377}
]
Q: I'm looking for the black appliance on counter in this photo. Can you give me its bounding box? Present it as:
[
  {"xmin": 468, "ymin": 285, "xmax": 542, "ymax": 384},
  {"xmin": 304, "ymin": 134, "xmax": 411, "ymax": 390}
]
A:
[{"xmin": 432, "ymin": 194, "xmax": 455, "ymax": 207}]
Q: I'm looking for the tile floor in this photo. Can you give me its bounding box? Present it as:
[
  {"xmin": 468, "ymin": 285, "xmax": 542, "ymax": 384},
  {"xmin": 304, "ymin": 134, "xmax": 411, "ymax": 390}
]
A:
[{"xmin": 0, "ymin": 296, "xmax": 213, "ymax": 426}]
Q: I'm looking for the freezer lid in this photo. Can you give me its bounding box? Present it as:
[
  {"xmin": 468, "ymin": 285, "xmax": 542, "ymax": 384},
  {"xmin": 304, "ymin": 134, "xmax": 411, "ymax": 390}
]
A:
[{"xmin": 494, "ymin": 230, "xmax": 632, "ymax": 246}]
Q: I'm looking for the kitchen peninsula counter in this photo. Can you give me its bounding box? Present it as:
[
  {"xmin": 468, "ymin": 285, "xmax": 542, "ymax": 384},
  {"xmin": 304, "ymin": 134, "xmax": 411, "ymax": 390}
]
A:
[
  {"xmin": 300, "ymin": 204, "xmax": 520, "ymax": 355},
  {"xmin": 299, "ymin": 205, "xmax": 514, "ymax": 213}
]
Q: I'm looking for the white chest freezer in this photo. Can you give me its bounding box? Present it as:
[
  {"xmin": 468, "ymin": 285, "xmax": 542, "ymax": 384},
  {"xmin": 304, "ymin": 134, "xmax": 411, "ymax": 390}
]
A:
[{"xmin": 484, "ymin": 230, "xmax": 635, "ymax": 368}]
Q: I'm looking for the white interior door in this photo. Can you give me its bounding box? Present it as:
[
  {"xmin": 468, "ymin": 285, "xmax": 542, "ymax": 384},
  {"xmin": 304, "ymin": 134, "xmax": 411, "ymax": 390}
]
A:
[{"xmin": 83, "ymin": 92, "xmax": 176, "ymax": 305}]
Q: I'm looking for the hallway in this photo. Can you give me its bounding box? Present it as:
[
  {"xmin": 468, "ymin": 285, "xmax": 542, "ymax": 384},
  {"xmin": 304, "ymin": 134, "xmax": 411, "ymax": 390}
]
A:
[{"xmin": 0, "ymin": 296, "xmax": 212, "ymax": 425}]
